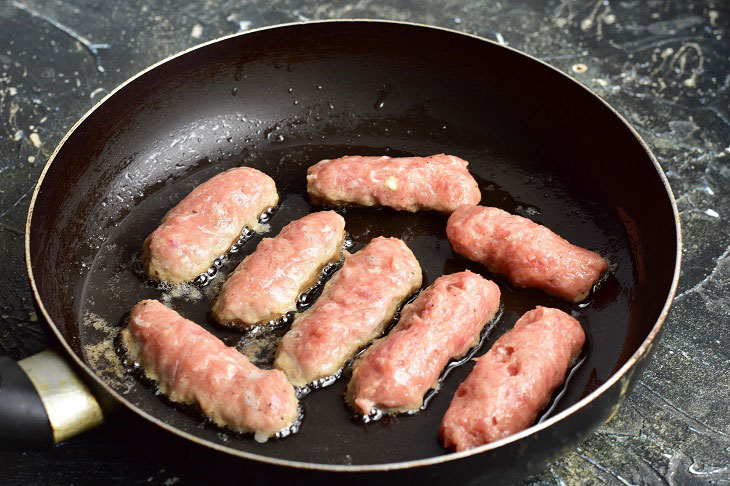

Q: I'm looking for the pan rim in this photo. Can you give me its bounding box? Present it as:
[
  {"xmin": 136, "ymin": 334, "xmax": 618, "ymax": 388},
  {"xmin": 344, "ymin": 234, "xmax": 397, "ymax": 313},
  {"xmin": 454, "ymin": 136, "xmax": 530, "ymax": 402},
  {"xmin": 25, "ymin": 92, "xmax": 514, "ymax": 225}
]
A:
[{"xmin": 24, "ymin": 18, "xmax": 681, "ymax": 472}]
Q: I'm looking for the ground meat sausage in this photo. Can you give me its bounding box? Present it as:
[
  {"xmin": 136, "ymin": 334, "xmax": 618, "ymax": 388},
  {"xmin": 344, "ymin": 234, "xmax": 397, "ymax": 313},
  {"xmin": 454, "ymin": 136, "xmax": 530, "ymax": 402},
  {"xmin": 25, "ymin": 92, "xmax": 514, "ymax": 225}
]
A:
[
  {"xmin": 347, "ymin": 271, "xmax": 501, "ymax": 415},
  {"xmin": 121, "ymin": 299, "xmax": 299, "ymax": 442},
  {"xmin": 440, "ymin": 306, "xmax": 585, "ymax": 451},
  {"xmin": 212, "ymin": 211, "xmax": 345, "ymax": 329},
  {"xmin": 446, "ymin": 205, "xmax": 607, "ymax": 302},
  {"xmin": 143, "ymin": 167, "xmax": 278, "ymax": 284},
  {"xmin": 274, "ymin": 237, "xmax": 422, "ymax": 387},
  {"xmin": 306, "ymin": 154, "xmax": 480, "ymax": 213}
]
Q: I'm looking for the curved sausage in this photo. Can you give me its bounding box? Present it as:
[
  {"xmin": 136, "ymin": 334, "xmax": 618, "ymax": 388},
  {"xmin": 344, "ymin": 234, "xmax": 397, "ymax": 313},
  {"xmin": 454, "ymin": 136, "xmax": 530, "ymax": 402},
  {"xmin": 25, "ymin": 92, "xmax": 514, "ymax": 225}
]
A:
[
  {"xmin": 143, "ymin": 167, "xmax": 278, "ymax": 284},
  {"xmin": 275, "ymin": 237, "xmax": 422, "ymax": 387}
]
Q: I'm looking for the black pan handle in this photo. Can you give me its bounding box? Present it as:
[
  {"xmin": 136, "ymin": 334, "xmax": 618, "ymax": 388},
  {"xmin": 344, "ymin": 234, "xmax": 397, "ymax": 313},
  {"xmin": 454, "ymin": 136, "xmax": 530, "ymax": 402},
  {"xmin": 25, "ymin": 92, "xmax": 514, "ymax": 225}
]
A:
[{"xmin": 0, "ymin": 350, "xmax": 104, "ymax": 449}]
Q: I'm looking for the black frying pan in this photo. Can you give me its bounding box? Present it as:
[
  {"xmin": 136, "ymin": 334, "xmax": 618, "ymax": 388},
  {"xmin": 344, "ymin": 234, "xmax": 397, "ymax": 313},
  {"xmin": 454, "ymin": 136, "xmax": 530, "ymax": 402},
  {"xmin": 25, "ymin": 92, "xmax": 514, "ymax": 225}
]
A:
[{"xmin": 3, "ymin": 20, "xmax": 679, "ymax": 485}]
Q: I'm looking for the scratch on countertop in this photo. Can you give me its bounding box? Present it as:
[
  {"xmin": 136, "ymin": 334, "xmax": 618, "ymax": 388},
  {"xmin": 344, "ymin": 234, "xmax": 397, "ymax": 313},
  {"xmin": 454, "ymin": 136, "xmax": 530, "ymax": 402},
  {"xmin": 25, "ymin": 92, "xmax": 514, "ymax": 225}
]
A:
[
  {"xmin": 674, "ymin": 243, "xmax": 730, "ymax": 301},
  {"xmin": 697, "ymin": 97, "xmax": 730, "ymax": 127},
  {"xmin": 0, "ymin": 222, "xmax": 23, "ymax": 236},
  {"xmin": 11, "ymin": 1, "xmax": 110, "ymax": 73},
  {"xmin": 580, "ymin": 0, "xmax": 615, "ymax": 38},
  {"xmin": 576, "ymin": 450, "xmax": 638, "ymax": 486},
  {"xmin": 667, "ymin": 449, "xmax": 730, "ymax": 484},
  {"xmin": 639, "ymin": 381, "xmax": 730, "ymax": 443},
  {"xmin": 619, "ymin": 86, "xmax": 728, "ymax": 129},
  {"xmin": 615, "ymin": 34, "xmax": 700, "ymax": 54},
  {"xmin": 688, "ymin": 461, "xmax": 729, "ymax": 477},
  {"xmin": 580, "ymin": 0, "xmax": 603, "ymax": 30},
  {"xmin": 0, "ymin": 314, "xmax": 46, "ymax": 358},
  {"xmin": 0, "ymin": 184, "xmax": 35, "ymax": 220},
  {"xmin": 637, "ymin": 455, "xmax": 670, "ymax": 484},
  {"xmin": 548, "ymin": 466, "xmax": 568, "ymax": 486}
]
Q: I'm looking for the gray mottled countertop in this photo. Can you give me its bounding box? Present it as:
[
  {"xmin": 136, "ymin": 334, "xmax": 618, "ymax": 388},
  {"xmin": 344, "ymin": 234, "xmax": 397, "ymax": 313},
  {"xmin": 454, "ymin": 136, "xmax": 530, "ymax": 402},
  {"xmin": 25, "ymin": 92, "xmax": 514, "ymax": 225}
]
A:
[{"xmin": 0, "ymin": 0, "xmax": 728, "ymax": 484}]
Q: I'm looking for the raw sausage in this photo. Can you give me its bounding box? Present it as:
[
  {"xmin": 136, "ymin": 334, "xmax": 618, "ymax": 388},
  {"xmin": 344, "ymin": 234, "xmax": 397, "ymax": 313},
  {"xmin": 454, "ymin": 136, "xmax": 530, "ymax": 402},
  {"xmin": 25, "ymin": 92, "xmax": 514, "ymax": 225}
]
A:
[
  {"xmin": 439, "ymin": 306, "xmax": 585, "ymax": 451},
  {"xmin": 212, "ymin": 211, "xmax": 346, "ymax": 329},
  {"xmin": 347, "ymin": 271, "xmax": 501, "ymax": 415},
  {"xmin": 143, "ymin": 167, "xmax": 278, "ymax": 284},
  {"xmin": 121, "ymin": 299, "xmax": 299, "ymax": 442},
  {"xmin": 275, "ymin": 237, "xmax": 422, "ymax": 387},
  {"xmin": 307, "ymin": 154, "xmax": 480, "ymax": 213},
  {"xmin": 446, "ymin": 205, "xmax": 607, "ymax": 302}
]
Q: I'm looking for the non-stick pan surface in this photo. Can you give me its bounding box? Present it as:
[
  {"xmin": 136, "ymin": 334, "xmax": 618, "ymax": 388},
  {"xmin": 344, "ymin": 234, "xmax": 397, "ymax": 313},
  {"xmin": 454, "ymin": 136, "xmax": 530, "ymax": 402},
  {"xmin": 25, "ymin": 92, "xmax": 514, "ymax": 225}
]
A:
[{"xmin": 26, "ymin": 20, "xmax": 679, "ymax": 481}]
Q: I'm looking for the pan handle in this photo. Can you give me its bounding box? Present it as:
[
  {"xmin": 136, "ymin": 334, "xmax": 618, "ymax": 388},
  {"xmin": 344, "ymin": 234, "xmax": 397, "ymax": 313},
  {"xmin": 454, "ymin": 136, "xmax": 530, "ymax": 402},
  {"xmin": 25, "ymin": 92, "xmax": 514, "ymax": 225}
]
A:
[{"xmin": 0, "ymin": 350, "xmax": 104, "ymax": 449}]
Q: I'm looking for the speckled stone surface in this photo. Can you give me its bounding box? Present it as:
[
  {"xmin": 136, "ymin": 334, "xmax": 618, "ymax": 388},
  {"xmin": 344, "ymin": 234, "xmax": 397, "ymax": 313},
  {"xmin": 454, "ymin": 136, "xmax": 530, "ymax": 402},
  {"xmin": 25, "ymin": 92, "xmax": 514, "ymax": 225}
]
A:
[{"xmin": 0, "ymin": 0, "xmax": 728, "ymax": 484}]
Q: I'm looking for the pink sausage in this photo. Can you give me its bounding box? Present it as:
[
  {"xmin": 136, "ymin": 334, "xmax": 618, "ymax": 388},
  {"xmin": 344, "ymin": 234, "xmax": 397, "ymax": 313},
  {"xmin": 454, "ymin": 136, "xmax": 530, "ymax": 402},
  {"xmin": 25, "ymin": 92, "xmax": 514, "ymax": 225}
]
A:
[
  {"xmin": 306, "ymin": 154, "xmax": 481, "ymax": 213},
  {"xmin": 440, "ymin": 306, "xmax": 585, "ymax": 451},
  {"xmin": 143, "ymin": 167, "xmax": 278, "ymax": 284},
  {"xmin": 347, "ymin": 271, "xmax": 501, "ymax": 415},
  {"xmin": 212, "ymin": 211, "xmax": 346, "ymax": 329},
  {"xmin": 121, "ymin": 299, "xmax": 299, "ymax": 442},
  {"xmin": 446, "ymin": 205, "xmax": 607, "ymax": 302},
  {"xmin": 275, "ymin": 237, "xmax": 422, "ymax": 387}
]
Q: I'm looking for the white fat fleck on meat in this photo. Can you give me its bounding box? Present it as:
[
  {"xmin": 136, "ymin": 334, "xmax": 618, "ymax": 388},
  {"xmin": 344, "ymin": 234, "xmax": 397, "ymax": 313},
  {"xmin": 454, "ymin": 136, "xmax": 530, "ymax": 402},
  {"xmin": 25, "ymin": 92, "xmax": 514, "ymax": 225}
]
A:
[
  {"xmin": 197, "ymin": 224, "xmax": 220, "ymax": 236},
  {"xmin": 231, "ymin": 189, "xmax": 250, "ymax": 206},
  {"xmin": 225, "ymin": 363, "xmax": 237, "ymax": 381},
  {"xmin": 393, "ymin": 368, "xmax": 410, "ymax": 385},
  {"xmin": 385, "ymin": 176, "xmax": 399, "ymax": 190},
  {"xmin": 244, "ymin": 389, "xmax": 256, "ymax": 409},
  {"xmin": 212, "ymin": 201, "xmax": 227, "ymax": 216}
]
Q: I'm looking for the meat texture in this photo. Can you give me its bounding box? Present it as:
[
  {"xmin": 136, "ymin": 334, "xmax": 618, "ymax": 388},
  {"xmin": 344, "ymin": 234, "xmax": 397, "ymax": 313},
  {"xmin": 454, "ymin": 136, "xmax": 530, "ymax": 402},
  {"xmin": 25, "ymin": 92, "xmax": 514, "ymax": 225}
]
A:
[
  {"xmin": 143, "ymin": 167, "xmax": 278, "ymax": 284},
  {"xmin": 121, "ymin": 299, "xmax": 299, "ymax": 442},
  {"xmin": 275, "ymin": 237, "xmax": 423, "ymax": 387},
  {"xmin": 440, "ymin": 306, "xmax": 585, "ymax": 451},
  {"xmin": 306, "ymin": 154, "xmax": 481, "ymax": 213},
  {"xmin": 347, "ymin": 271, "xmax": 501, "ymax": 415},
  {"xmin": 446, "ymin": 205, "xmax": 607, "ymax": 302},
  {"xmin": 212, "ymin": 211, "xmax": 346, "ymax": 329}
]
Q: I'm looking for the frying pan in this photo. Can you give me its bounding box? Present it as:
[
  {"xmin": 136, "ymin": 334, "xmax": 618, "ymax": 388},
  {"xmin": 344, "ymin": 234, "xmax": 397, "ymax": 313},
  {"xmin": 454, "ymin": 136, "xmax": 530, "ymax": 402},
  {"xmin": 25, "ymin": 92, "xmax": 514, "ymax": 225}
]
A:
[{"xmin": 0, "ymin": 20, "xmax": 680, "ymax": 485}]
